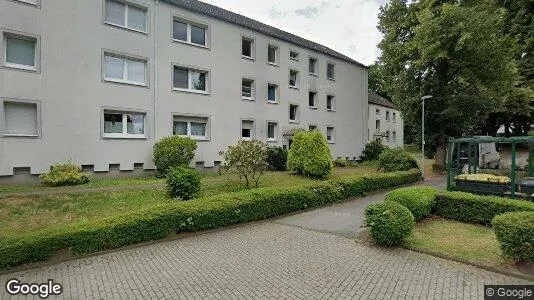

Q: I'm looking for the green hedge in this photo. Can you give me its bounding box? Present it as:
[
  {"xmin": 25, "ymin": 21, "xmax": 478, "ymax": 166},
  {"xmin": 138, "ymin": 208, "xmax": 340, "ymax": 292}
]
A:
[
  {"xmin": 0, "ymin": 169, "xmax": 421, "ymax": 269},
  {"xmin": 385, "ymin": 186, "xmax": 437, "ymax": 221},
  {"xmin": 493, "ymin": 212, "xmax": 534, "ymax": 262},
  {"xmin": 365, "ymin": 201, "xmax": 415, "ymax": 246},
  {"xmin": 433, "ymin": 191, "xmax": 534, "ymax": 225}
]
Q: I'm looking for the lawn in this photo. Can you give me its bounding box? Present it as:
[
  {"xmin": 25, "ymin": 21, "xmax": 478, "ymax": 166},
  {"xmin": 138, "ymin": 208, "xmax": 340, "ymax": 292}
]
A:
[
  {"xmin": 0, "ymin": 166, "xmax": 379, "ymax": 238},
  {"xmin": 403, "ymin": 216, "xmax": 514, "ymax": 268}
]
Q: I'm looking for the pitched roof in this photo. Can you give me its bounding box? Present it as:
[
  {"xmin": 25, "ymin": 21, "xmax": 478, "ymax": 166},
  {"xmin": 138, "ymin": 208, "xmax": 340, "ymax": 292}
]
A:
[
  {"xmin": 368, "ymin": 92, "xmax": 396, "ymax": 109},
  {"xmin": 161, "ymin": 0, "xmax": 367, "ymax": 68}
]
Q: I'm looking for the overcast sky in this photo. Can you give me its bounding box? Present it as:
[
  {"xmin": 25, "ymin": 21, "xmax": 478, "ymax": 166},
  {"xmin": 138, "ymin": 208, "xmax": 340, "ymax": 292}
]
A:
[{"xmin": 202, "ymin": 0, "xmax": 389, "ymax": 66}]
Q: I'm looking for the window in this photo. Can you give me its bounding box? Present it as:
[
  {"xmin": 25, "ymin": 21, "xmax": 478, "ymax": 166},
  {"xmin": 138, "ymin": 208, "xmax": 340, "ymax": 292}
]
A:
[
  {"xmin": 172, "ymin": 18, "xmax": 208, "ymax": 47},
  {"xmin": 386, "ymin": 111, "xmax": 390, "ymax": 121},
  {"xmin": 103, "ymin": 110, "xmax": 146, "ymax": 138},
  {"xmin": 289, "ymin": 104, "xmax": 299, "ymax": 123},
  {"xmin": 326, "ymin": 127, "xmax": 335, "ymax": 143},
  {"xmin": 242, "ymin": 78, "xmax": 254, "ymax": 100},
  {"xmin": 2, "ymin": 100, "xmax": 39, "ymax": 136},
  {"xmin": 173, "ymin": 65, "xmax": 208, "ymax": 93},
  {"xmin": 241, "ymin": 120, "xmax": 254, "ymax": 139},
  {"xmin": 326, "ymin": 95, "xmax": 335, "ymax": 111},
  {"xmin": 386, "ymin": 130, "xmax": 391, "ymax": 142},
  {"xmin": 289, "ymin": 69, "xmax": 299, "ymax": 88},
  {"xmin": 104, "ymin": 52, "xmax": 147, "ymax": 86},
  {"xmin": 308, "ymin": 91, "xmax": 317, "ymax": 108},
  {"xmin": 242, "ymin": 36, "xmax": 254, "ymax": 59},
  {"xmin": 327, "ymin": 63, "xmax": 335, "ymax": 80},
  {"xmin": 393, "ymin": 112, "xmax": 397, "ymax": 123},
  {"xmin": 267, "ymin": 122, "xmax": 277, "ymax": 141},
  {"xmin": 393, "ymin": 131, "xmax": 397, "ymax": 143},
  {"xmin": 376, "ymin": 109, "xmax": 380, "ymax": 115},
  {"xmin": 105, "ymin": 0, "xmax": 148, "ymax": 33},
  {"xmin": 267, "ymin": 83, "xmax": 278, "ymax": 103},
  {"xmin": 309, "ymin": 57, "xmax": 317, "ymax": 75},
  {"xmin": 173, "ymin": 115, "xmax": 209, "ymax": 140},
  {"xmin": 309, "ymin": 125, "xmax": 318, "ymax": 131},
  {"xmin": 375, "ymin": 120, "xmax": 380, "ymax": 131},
  {"xmin": 3, "ymin": 32, "xmax": 38, "ymax": 71},
  {"xmin": 290, "ymin": 51, "xmax": 299, "ymax": 61},
  {"xmin": 267, "ymin": 45, "xmax": 278, "ymax": 65}
]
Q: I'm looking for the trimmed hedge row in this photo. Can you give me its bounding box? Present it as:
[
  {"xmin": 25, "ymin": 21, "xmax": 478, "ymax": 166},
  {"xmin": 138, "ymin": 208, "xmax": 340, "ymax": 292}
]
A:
[
  {"xmin": 493, "ymin": 212, "xmax": 534, "ymax": 262},
  {"xmin": 385, "ymin": 186, "xmax": 437, "ymax": 221},
  {"xmin": 433, "ymin": 191, "xmax": 534, "ymax": 225},
  {"xmin": 0, "ymin": 169, "xmax": 422, "ymax": 269}
]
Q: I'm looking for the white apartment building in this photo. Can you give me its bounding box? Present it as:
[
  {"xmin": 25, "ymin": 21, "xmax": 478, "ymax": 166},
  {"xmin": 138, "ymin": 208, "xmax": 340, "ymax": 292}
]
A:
[
  {"xmin": 368, "ymin": 92, "xmax": 404, "ymax": 147},
  {"xmin": 0, "ymin": 0, "xmax": 369, "ymax": 182}
]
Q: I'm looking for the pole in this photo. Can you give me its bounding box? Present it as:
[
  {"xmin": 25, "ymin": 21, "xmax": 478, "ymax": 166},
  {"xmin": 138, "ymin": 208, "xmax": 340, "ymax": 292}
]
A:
[{"xmin": 422, "ymin": 97, "xmax": 425, "ymax": 180}]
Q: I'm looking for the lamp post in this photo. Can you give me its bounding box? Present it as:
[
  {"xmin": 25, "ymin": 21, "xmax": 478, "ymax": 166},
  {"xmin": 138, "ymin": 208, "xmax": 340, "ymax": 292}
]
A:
[{"xmin": 421, "ymin": 95, "xmax": 433, "ymax": 180}]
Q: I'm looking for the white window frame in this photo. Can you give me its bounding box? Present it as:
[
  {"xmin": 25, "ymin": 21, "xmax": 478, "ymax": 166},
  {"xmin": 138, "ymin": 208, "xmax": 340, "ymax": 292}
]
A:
[
  {"xmin": 2, "ymin": 30, "xmax": 40, "ymax": 72},
  {"xmin": 103, "ymin": 0, "xmax": 149, "ymax": 34},
  {"xmin": 326, "ymin": 94, "xmax": 335, "ymax": 111},
  {"xmin": 241, "ymin": 77, "xmax": 255, "ymax": 101},
  {"xmin": 172, "ymin": 64, "xmax": 210, "ymax": 95},
  {"xmin": 309, "ymin": 57, "xmax": 318, "ymax": 76},
  {"xmin": 289, "ymin": 69, "xmax": 299, "ymax": 89},
  {"xmin": 102, "ymin": 108, "xmax": 147, "ymax": 139},
  {"xmin": 241, "ymin": 119, "xmax": 255, "ymax": 140},
  {"xmin": 172, "ymin": 16, "xmax": 209, "ymax": 48},
  {"xmin": 267, "ymin": 83, "xmax": 279, "ymax": 104},
  {"xmin": 103, "ymin": 50, "xmax": 149, "ymax": 87},
  {"xmin": 241, "ymin": 35, "xmax": 255, "ymax": 60},
  {"xmin": 1, "ymin": 98, "xmax": 41, "ymax": 138},
  {"xmin": 326, "ymin": 126, "xmax": 335, "ymax": 143},
  {"xmin": 308, "ymin": 91, "xmax": 317, "ymax": 109},
  {"xmin": 267, "ymin": 44, "xmax": 279, "ymax": 66},
  {"xmin": 289, "ymin": 104, "xmax": 300, "ymax": 123},
  {"xmin": 267, "ymin": 121, "xmax": 278, "ymax": 142},
  {"xmin": 327, "ymin": 62, "xmax": 335, "ymax": 80},
  {"xmin": 289, "ymin": 50, "xmax": 299, "ymax": 61},
  {"xmin": 172, "ymin": 114, "xmax": 210, "ymax": 141}
]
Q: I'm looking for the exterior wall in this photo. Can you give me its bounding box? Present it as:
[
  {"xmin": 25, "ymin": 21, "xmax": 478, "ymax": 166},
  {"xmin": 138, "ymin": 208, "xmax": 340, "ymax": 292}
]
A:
[
  {"xmin": 367, "ymin": 103, "xmax": 404, "ymax": 147},
  {"xmin": 0, "ymin": 0, "xmax": 368, "ymax": 179}
]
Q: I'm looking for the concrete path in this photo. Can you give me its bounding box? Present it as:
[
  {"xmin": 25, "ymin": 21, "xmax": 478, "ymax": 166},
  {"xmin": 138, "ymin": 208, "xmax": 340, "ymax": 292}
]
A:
[{"xmin": 1, "ymin": 177, "xmax": 530, "ymax": 300}]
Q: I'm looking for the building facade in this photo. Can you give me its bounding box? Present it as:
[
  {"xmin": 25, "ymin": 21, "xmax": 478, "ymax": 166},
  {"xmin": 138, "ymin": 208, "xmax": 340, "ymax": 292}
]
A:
[
  {"xmin": 368, "ymin": 92, "xmax": 404, "ymax": 147},
  {"xmin": 0, "ymin": 0, "xmax": 368, "ymax": 181}
]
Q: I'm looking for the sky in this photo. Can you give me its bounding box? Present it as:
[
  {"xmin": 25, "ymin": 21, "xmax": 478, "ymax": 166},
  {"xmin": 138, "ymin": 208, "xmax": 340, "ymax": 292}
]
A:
[{"xmin": 202, "ymin": 0, "xmax": 389, "ymax": 66}]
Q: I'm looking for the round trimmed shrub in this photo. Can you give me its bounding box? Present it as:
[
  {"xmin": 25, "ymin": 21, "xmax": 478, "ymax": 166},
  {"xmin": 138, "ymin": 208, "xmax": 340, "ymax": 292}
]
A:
[
  {"xmin": 492, "ymin": 212, "xmax": 534, "ymax": 262},
  {"xmin": 377, "ymin": 147, "xmax": 419, "ymax": 172},
  {"xmin": 40, "ymin": 163, "xmax": 90, "ymax": 187},
  {"xmin": 365, "ymin": 201, "xmax": 415, "ymax": 246},
  {"xmin": 287, "ymin": 130, "xmax": 333, "ymax": 178},
  {"xmin": 266, "ymin": 146, "xmax": 288, "ymax": 171},
  {"xmin": 385, "ymin": 186, "xmax": 437, "ymax": 221},
  {"xmin": 166, "ymin": 166, "xmax": 202, "ymax": 200},
  {"xmin": 153, "ymin": 136, "xmax": 197, "ymax": 177},
  {"xmin": 360, "ymin": 140, "xmax": 386, "ymax": 161}
]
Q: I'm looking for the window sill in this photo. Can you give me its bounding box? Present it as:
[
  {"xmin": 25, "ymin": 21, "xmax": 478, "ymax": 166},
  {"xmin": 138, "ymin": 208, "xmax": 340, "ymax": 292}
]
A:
[
  {"xmin": 172, "ymin": 39, "xmax": 209, "ymax": 50},
  {"xmin": 267, "ymin": 62, "xmax": 279, "ymax": 67},
  {"xmin": 173, "ymin": 88, "xmax": 210, "ymax": 95},
  {"xmin": 327, "ymin": 109, "xmax": 335, "ymax": 112},
  {"xmin": 242, "ymin": 55, "xmax": 254, "ymax": 61},
  {"xmin": 103, "ymin": 134, "xmax": 147, "ymax": 140},
  {"xmin": 9, "ymin": 0, "xmax": 40, "ymax": 8},
  {"xmin": 2, "ymin": 133, "xmax": 39, "ymax": 138},
  {"xmin": 309, "ymin": 73, "xmax": 318, "ymax": 77},
  {"xmin": 289, "ymin": 120, "xmax": 299, "ymax": 124},
  {"xmin": 241, "ymin": 137, "xmax": 252, "ymax": 141},
  {"xmin": 3, "ymin": 63, "xmax": 38, "ymax": 73},
  {"xmin": 177, "ymin": 135, "xmax": 210, "ymax": 141},
  {"xmin": 290, "ymin": 58, "xmax": 299, "ymax": 62},
  {"xmin": 242, "ymin": 97, "xmax": 255, "ymax": 101},
  {"xmin": 309, "ymin": 106, "xmax": 317, "ymax": 110},
  {"xmin": 289, "ymin": 86, "xmax": 299, "ymax": 90},
  {"xmin": 267, "ymin": 139, "xmax": 278, "ymax": 143},
  {"xmin": 327, "ymin": 78, "xmax": 336, "ymax": 81},
  {"xmin": 104, "ymin": 22, "xmax": 148, "ymax": 36},
  {"xmin": 327, "ymin": 141, "xmax": 336, "ymax": 144},
  {"xmin": 104, "ymin": 78, "xmax": 148, "ymax": 88},
  {"xmin": 267, "ymin": 100, "xmax": 278, "ymax": 104}
]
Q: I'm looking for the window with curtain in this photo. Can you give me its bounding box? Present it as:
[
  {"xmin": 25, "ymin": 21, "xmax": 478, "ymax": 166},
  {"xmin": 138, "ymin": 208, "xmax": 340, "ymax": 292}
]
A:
[
  {"xmin": 3, "ymin": 101, "xmax": 38, "ymax": 136},
  {"xmin": 173, "ymin": 66, "xmax": 208, "ymax": 92},
  {"xmin": 289, "ymin": 70, "xmax": 299, "ymax": 88},
  {"xmin": 241, "ymin": 120, "xmax": 254, "ymax": 139},
  {"xmin": 327, "ymin": 63, "xmax": 335, "ymax": 80},
  {"xmin": 104, "ymin": 52, "xmax": 147, "ymax": 85},
  {"xmin": 267, "ymin": 122, "xmax": 277, "ymax": 141},
  {"xmin": 103, "ymin": 111, "xmax": 145, "ymax": 138},
  {"xmin": 309, "ymin": 58, "xmax": 317, "ymax": 74},
  {"xmin": 105, "ymin": 0, "xmax": 147, "ymax": 33},
  {"xmin": 4, "ymin": 34, "xmax": 36, "ymax": 69},
  {"xmin": 268, "ymin": 45, "xmax": 278, "ymax": 64},
  {"xmin": 327, "ymin": 127, "xmax": 335, "ymax": 142},
  {"xmin": 289, "ymin": 104, "xmax": 299, "ymax": 122},
  {"xmin": 242, "ymin": 79, "xmax": 254, "ymax": 100},
  {"xmin": 173, "ymin": 116, "xmax": 208, "ymax": 139}
]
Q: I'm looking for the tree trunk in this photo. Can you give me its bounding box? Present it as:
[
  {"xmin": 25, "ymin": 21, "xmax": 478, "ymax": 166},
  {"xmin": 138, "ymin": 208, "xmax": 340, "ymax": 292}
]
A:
[{"xmin": 434, "ymin": 135, "xmax": 448, "ymax": 170}]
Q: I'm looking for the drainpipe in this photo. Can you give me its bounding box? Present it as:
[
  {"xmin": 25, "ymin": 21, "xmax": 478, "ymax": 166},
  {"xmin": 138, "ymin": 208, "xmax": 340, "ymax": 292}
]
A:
[{"xmin": 153, "ymin": 0, "xmax": 159, "ymax": 143}]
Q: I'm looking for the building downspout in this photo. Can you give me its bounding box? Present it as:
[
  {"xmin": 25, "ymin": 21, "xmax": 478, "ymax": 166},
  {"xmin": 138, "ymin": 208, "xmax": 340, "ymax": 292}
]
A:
[{"xmin": 153, "ymin": 0, "xmax": 159, "ymax": 143}]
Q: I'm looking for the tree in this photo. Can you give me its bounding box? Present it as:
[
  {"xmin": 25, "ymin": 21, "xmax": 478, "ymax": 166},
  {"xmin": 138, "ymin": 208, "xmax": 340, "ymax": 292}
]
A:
[
  {"xmin": 219, "ymin": 139, "xmax": 269, "ymax": 188},
  {"xmin": 376, "ymin": 0, "xmax": 517, "ymax": 168}
]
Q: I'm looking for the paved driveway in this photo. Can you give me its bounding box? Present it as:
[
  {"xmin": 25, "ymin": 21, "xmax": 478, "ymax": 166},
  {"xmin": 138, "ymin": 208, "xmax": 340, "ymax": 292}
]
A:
[{"xmin": 1, "ymin": 177, "xmax": 530, "ymax": 299}]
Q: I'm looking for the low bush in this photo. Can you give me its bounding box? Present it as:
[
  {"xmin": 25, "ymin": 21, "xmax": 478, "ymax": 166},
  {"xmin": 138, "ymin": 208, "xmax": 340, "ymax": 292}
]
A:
[
  {"xmin": 433, "ymin": 191, "xmax": 534, "ymax": 225},
  {"xmin": 166, "ymin": 166, "xmax": 202, "ymax": 200},
  {"xmin": 365, "ymin": 201, "xmax": 415, "ymax": 246},
  {"xmin": 333, "ymin": 158, "xmax": 349, "ymax": 167},
  {"xmin": 0, "ymin": 169, "xmax": 421, "ymax": 269},
  {"xmin": 153, "ymin": 136, "xmax": 197, "ymax": 177},
  {"xmin": 493, "ymin": 212, "xmax": 534, "ymax": 262},
  {"xmin": 220, "ymin": 139, "xmax": 269, "ymax": 187},
  {"xmin": 377, "ymin": 148, "xmax": 419, "ymax": 172},
  {"xmin": 266, "ymin": 146, "xmax": 288, "ymax": 171},
  {"xmin": 359, "ymin": 140, "xmax": 386, "ymax": 161},
  {"xmin": 39, "ymin": 163, "xmax": 90, "ymax": 187},
  {"xmin": 385, "ymin": 186, "xmax": 437, "ymax": 221},
  {"xmin": 287, "ymin": 130, "xmax": 333, "ymax": 178}
]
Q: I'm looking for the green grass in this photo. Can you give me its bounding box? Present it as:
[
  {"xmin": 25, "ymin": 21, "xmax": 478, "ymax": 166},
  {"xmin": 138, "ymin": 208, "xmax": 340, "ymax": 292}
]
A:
[
  {"xmin": 403, "ymin": 216, "xmax": 514, "ymax": 268},
  {"xmin": 0, "ymin": 166, "xmax": 378, "ymax": 238}
]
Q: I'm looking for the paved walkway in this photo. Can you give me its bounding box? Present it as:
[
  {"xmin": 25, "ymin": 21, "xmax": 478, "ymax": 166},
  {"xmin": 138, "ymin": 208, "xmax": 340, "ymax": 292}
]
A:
[{"xmin": 1, "ymin": 178, "xmax": 531, "ymax": 299}]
